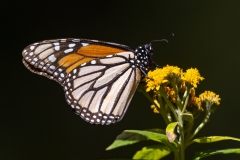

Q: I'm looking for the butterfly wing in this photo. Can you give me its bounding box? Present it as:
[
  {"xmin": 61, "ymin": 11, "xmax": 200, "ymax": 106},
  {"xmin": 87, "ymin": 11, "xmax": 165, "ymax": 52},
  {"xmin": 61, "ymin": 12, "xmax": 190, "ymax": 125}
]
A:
[
  {"xmin": 22, "ymin": 38, "xmax": 141, "ymax": 125},
  {"xmin": 64, "ymin": 53, "xmax": 141, "ymax": 124}
]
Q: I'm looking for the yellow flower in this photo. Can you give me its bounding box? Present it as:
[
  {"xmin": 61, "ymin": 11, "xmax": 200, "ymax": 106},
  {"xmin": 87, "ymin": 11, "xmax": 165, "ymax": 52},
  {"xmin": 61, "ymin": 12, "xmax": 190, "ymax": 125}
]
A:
[
  {"xmin": 199, "ymin": 91, "xmax": 221, "ymax": 105},
  {"xmin": 163, "ymin": 86, "xmax": 176, "ymax": 103},
  {"xmin": 146, "ymin": 65, "xmax": 182, "ymax": 92},
  {"xmin": 181, "ymin": 68, "xmax": 204, "ymax": 88},
  {"xmin": 180, "ymin": 81, "xmax": 186, "ymax": 92},
  {"xmin": 151, "ymin": 105, "xmax": 160, "ymax": 114},
  {"xmin": 188, "ymin": 95, "xmax": 203, "ymax": 112},
  {"xmin": 187, "ymin": 88, "xmax": 202, "ymax": 111}
]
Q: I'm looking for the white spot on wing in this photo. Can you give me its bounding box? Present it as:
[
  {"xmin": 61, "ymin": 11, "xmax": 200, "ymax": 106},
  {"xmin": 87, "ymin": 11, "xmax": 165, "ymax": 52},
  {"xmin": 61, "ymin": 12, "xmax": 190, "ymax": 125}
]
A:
[
  {"xmin": 81, "ymin": 63, "xmax": 86, "ymax": 66},
  {"xmin": 64, "ymin": 48, "xmax": 73, "ymax": 53},
  {"xmin": 72, "ymin": 39, "xmax": 80, "ymax": 42},
  {"xmin": 69, "ymin": 43, "xmax": 76, "ymax": 47},
  {"xmin": 91, "ymin": 60, "xmax": 96, "ymax": 64},
  {"xmin": 60, "ymin": 73, "xmax": 65, "ymax": 78},
  {"xmin": 55, "ymin": 46, "xmax": 60, "ymax": 51},
  {"xmin": 73, "ymin": 69, "xmax": 77, "ymax": 74},
  {"xmin": 82, "ymin": 43, "xmax": 89, "ymax": 46},
  {"xmin": 50, "ymin": 65, "xmax": 55, "ymax": 70},
  {"xmin": 48, "ymin": 54, "xmax": 56, "ymax": 62},
  {"xmin": 30, "ymin": 46, "xmax": 35, "ymax": 50}
]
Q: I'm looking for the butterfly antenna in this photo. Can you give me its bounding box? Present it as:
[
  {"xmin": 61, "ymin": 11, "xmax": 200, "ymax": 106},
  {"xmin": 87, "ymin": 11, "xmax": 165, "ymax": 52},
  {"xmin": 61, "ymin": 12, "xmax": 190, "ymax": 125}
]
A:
[
  {"xmin": 149, "ymin": 39, "xmax": 169, "ymax": 43},
  {"xmin": 149, "ymin": 32, "xmax": 174, "ymax": 44},
  {"xmin": 160, "ymin": 32, "xmax": 175, "ymax": 37}
]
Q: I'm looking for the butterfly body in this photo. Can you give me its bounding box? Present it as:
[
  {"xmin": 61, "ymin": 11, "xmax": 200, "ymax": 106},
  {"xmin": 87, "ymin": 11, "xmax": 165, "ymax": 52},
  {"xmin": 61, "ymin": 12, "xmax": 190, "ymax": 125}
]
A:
[{"xmin": 22, "ymin": 38, "xmax": 154, "ymax": 125}]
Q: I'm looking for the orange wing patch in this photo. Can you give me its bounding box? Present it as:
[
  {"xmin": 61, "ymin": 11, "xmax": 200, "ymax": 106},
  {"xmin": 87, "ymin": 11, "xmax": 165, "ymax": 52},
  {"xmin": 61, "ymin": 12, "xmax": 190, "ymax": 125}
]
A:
[
  {"xmin": 77, "ymin": 44, "xmax": 126, "ymax": 57},
  {"xmin": 58, "ymin": 53, "xmax": 84, "ymax": 67},
  {"xmin": 58, "ymin": 44, "xmax": 127, "ymax": 73}
]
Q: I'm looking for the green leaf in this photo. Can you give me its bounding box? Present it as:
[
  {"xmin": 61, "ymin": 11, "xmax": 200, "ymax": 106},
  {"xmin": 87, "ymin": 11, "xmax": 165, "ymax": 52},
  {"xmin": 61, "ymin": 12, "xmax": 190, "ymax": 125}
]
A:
[
  {"xmin": 145, "ymin": 128, "xmax": 166, "ymax": 134},
  {"xmin": 166, "ymin": 122, "xmax": 179, "ymax": 142},
  {"xmin": 193, "ymin": 136, "xmax": 240, "ymax": 143},
  {"xmin": 193, "ymin": 148, "xmax": 240, "ymax": 160},
  {"xmin": 133, "ymin": 145, "xmax": 172, "ymax": 160},
  {"xmin": 106, "ymin": 130, "xmax": 177, "ymax": 150},
  {"xmin": 106, "ymin": 130, "xmax": 147, "ymax": 150},
  {"xmin": 181, "ymin": 113, "xmax": 193, "ymax": 122}
]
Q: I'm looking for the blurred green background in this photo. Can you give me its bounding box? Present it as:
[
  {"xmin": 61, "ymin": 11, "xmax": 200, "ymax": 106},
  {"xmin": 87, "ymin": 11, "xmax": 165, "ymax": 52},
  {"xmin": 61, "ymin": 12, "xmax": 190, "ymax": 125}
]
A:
[{"xmin": 1, "ymin": 1, "xmax": 240, "ymax": 159}]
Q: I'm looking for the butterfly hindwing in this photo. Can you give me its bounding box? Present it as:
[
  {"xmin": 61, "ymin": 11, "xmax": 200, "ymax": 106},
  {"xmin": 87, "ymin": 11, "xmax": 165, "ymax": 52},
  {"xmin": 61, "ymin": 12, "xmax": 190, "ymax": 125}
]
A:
[{"xmin": 64, "ymin": 53, "xmax": 141, "ymax": 124}]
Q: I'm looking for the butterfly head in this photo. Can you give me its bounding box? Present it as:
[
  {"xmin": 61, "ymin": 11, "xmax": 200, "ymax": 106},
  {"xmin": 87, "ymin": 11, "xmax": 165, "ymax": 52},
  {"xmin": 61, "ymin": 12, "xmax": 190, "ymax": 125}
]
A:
[{"xmin": 134, "ymin": 43, "xmax": 153, "ymax": 73}]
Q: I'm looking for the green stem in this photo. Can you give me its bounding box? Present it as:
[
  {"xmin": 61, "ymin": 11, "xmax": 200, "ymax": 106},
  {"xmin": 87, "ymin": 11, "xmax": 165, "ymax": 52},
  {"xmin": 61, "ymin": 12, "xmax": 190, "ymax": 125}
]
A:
[
  {"xmin": 181, "ymin": 87, "xmax": 190, "ymax": 113},
  {"xmin": 158, "ymin": 93, "xmax": 170, "ymax": 124},
  {"xmin": 186, "ymin": 111, "xmax": 211, "ymax": 147},
  {"xmin": 159, "ymin": 87, "xmax": 179, "ymax": 122},
  {"xmin": 173, "ymin": 149, "xmax": 180, "ymax": 160},
  {"xmin": 184, "ymin": 120, "xmax": 194, "ymax": 146},
  {"xmin": 178, "ymin": 122, "xmax": 185, "ymax": 160},
  {"xmin": 171, "ymin": 79, "xmax": 183, "ymax": 110}
]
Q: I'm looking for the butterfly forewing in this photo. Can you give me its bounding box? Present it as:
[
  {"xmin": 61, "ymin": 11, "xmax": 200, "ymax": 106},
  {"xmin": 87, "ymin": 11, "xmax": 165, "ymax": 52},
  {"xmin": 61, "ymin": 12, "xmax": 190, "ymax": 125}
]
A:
[
  {"xmin": 22, "ymin": 38, "xmax": 147, "ymax": 125},
  {"xmin": 22, "ymin": 38, "xmax": 131, "ymax": 85}
]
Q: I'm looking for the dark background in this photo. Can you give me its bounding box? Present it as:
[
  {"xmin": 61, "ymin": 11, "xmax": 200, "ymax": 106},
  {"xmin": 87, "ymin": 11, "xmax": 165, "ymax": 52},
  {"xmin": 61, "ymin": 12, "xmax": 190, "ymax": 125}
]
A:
[{"xmin": 1, "ymin": 1, "xmax": 240, "ymax": 160}]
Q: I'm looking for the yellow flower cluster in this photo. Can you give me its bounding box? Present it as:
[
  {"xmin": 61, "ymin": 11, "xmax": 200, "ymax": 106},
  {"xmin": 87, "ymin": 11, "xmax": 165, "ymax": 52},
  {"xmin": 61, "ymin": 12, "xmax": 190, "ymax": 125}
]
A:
[
  {"xmin": 181, "ymin": 68, "xmax": 204, "ymax": 88},
  {"xmin": 146, "ymin": 65, "xmax": 182, "ymax": 92},
  {"xmin": 188, "ymin": 90, "xmax": 221, "ymax": 113},
  {"xmin": 146, "ymin": 65, "xmax": 204, "ymax": 92},
  {"xmin": 199, "ymin": 91, "xmax": 221, "ymax": 105},
  {"xmin": 145, "ymin": 65, "xmax": 221, "ymax": 114}
]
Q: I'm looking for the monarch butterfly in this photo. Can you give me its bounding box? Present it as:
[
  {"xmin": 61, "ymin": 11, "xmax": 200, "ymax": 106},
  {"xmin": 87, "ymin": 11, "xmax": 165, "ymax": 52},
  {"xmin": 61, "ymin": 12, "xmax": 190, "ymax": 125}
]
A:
[{"xmin": 22, "ymin": 38, "xmax": 157, "ymax": 125}]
